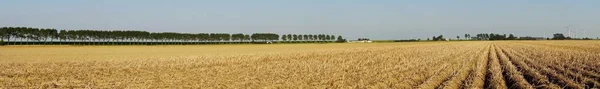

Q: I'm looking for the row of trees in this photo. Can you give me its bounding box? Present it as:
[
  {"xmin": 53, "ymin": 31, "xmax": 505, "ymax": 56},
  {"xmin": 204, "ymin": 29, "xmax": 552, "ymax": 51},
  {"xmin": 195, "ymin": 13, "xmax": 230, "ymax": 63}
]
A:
[
  {"xmin": 429, "ymin": 33, "xmax": 522, "ymax": 41},
  {"xmin": 434, "ymin": 33, "xmax": 522, "ymax": 41},
  {"xmin": 281, "ymin": 34, "xmax": 338, "ymax": 41},
  {"xmin": 551, "ymin": 33, "xmax": 571, "ymax": 40},
  {"xmin": 431, "ymin": 35, "xmax": 445, "ymax": 41},
  {"xmin": 469, "ymin": 33, "xmax": 576, "ymax": 40},
  {"xmin": 468, "ymin": 33, "xmax": 517, "ymax": 40},
  {"xmin": 0, "ymin": 27, "xmax": 342, "ymax": 45},
  {"xmin": 431, "ymin": 33, "xmax": 584, "ymax": 41}
]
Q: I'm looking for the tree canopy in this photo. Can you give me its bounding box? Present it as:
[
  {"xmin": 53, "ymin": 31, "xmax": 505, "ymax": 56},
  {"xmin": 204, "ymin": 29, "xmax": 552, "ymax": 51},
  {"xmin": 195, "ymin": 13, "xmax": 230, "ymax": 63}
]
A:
[
  {"xmin": 281, "ymin": 34, "xmax": 338, "ymax": 42},
  {"xmin": 0, "ymin": 27, "xmax": 342, "ymax": 45},
  {"xmin": 552, "ymin": 33, "xmax": 570, "ymax": 40}
]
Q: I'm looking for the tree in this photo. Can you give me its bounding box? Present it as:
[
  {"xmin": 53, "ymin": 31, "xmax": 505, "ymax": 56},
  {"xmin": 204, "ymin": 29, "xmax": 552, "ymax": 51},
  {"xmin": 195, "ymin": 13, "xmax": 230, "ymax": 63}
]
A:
[
  {"xmin": 282, "ymin": 35, "xmax": 287, "ymax": 41},
  {"xmin": 488, "ymin": 33, "xmax": 495, "ymax": 40},
  {"xmin": 46, "ymin": 29, "xmax": 58, "ymax": 43},
  {"xmin": 292, "ymin": 34, "xmax": 298, "ymax": 41},
  {"xmin": 508, "ymin": 34, "xmax": 517, "ymax": 40},
  {"xmin": 336, "ymin": 35, "xmax": 346, "ymax": 42},
  {"xmin": 58, "ymin": 30, "xmax": 67, "ymax": 42},
  {"xmin": 486, "ymin": 33, "xmax": 509, "ymax": 40},
  {"xmin": 552, "ymin": 33, "xmax": 567, "ymax": 40},
  {"xmin": 330, "ymin": 35, "xmax": 335, "ymax": 41},
  {"xmin": 286, "ymin": 34, "xmax": 292, "ymax": 41},
  {"xmin": 303, "ymin": 35, "xmax": 308, "ymax": 41},
  {"xmin": 244, "ymin": 35, "xmax": 250, "ymax": 41},
  {"xmin": 316, "ymin": 34, "xmax": 322, "ymax": 41},
  {"xmin": 0, "ymin": 27, "xmax": 6, "ymax": 42},
  {"xmin": 231, "ymin": 33, "xmax": 245, "ymax": 42},
  {"xmin": 298, "ymin": 34, "xmax": 303, "ymax": 41},
  {"xmin": 456, "ymin": 36, "xmax": 460, "ymax": 40},
  {"xmin": 432, "ymin": 35, "xmax": 444, "ymax": 41},
  {"xmin": 273, "ymin": 34, "xmax": 280, "ymax": 41}
]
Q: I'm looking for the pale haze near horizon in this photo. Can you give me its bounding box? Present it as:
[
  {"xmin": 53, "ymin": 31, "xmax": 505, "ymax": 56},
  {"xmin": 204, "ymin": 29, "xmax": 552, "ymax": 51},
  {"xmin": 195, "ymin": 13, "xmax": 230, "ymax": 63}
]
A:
[{"xmin": 1, "ymin": 0, "xmax": 598, "ymax": 40}]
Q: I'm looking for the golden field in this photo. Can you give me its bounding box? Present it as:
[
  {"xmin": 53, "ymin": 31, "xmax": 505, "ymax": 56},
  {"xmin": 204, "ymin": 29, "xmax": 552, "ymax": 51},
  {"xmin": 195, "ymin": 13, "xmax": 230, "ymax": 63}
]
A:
[{"xmin": 1, "ymin": 41, "xmax": 600, "ymax": 88}]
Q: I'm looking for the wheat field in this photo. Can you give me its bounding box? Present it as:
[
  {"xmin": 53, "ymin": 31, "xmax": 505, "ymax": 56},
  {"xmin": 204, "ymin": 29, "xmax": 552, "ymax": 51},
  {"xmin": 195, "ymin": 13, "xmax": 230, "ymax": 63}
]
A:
[{"xmin": 1, "ymin": 41, "xmax": 600, "ymax": 88}]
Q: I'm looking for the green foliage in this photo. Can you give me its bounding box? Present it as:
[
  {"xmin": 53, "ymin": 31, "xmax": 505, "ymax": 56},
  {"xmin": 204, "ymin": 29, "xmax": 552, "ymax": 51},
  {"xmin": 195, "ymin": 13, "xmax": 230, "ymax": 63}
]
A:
[
  {"xmin": 281, "ymin": 35, "xmax": 287, "ymax": 41},
  {"xmin": 464, "ymin": 34, "xmax": 471, "ymax": 39},
  {"xmin": 552, "ymin": 33, "xmax": 571, "ymax": 40},
  {"xmin": 336, "ymin": 35, "xmax": 346, "ymax": 43},
  {"xmin": 231, "ymin": 33, "xmax": 246, "ymax": 42},
  {"xmin": 432, "ymin": 35, "xmax": 444, "ymax": 41},
  {"xmin": 292, "ymin": 34, "xmax": 298, "ymax": 41},
  {"xmin": 250, "ymin": 33, "xmax": 279, "ymax": 41},
  {"xmin": 393, "ymin": 39, "xmax": 420, "ymax": 42},
  {"xmin": 0, "ymin": 27, "xmax": 344, "ymax": 45},
  {"xmin": 0, "ymin": 40, "xmax": 4, "ymax": 46},
  {"xmin": 469, "ymin": 33, "xmax": 516, "ymax": 40},
  {"xmin": 507, "ymin": 34, "xmax": 517, "ymax": 40}
]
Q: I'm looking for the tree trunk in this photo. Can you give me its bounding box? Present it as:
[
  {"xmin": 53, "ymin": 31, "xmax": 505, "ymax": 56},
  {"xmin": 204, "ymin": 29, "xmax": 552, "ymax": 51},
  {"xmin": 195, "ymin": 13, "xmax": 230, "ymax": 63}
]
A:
[
  {"xmin": 43, "ymin": 37, "xmax": 48, "ymax": 45},
  {"xmin": 25, "ymin": 38, "xmax": 29, "ymax": 45},
  {"xmin": 6, "ymin": 36, "xmax": 10, "ymax": 45}
]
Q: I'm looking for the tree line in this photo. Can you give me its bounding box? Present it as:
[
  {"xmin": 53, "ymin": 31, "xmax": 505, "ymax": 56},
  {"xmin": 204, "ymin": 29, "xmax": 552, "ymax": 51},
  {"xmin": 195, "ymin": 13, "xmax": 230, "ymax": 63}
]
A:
[
  {"xmin": 429, "ymin": 33, "xmax": 593, "ymax": 41},
  {"xmin": 468, "ymin": 33, "xmax": 517, "ymax": 40},
  {"xmin": 0, "ymin": 27, "xmax": 343, "ymax": 45},
  {"xmin": 281, "ymin": 34, "xmax": 338, "ymax": 41}
]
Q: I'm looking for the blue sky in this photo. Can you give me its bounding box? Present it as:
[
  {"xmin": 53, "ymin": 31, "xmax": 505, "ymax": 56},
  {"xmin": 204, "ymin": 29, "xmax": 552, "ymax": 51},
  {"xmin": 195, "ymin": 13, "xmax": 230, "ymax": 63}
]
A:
[{"xmin": 1, "ymin": 0, "xmax": 598, "ymax": 40}]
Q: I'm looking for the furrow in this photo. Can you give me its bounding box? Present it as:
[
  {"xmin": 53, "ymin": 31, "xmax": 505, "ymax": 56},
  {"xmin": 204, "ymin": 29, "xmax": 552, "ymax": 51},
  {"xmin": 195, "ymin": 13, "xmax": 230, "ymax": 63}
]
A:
[
  {"xmin": 414, "ymin": 64, "xmax": 452, "ymax": 89},
  {"xmin": 495, "ymin": 46, "xmax": 533, "ymax": 89},
  {"xmin": 498, "ymin": 46, "xmax": 561, "ymax": 89},
  {"xmin": 564, "ymin": 65, "xmax": 600, "ymax": 82},
  {"xmin": 416, "ymin": 53, "xmax": 472, "ymax": 89},
  {"xmin": 484, "ymin": 45, "xmax": 507, "ymax": 89},
  {"xmin": 502, "ymin": 45, "xmax": 584, "ymax": 89},
  {"xmin": 394, "ymin": 45, "xmax": 473, "ymax": 88},
  {"xmin": 546, "ymin": 63, "xmax": 600, "ymax": 88},
  {"xmin": 503, "ymin": 43, "xmax": 600, "ymax": 88},
  {"xmin": 463, "ymin": 44, "xmax": 491, "ymax": 89},
  {"xmin": 438, "ymin": 45, "xmax": 486, "ymax": 89}
]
